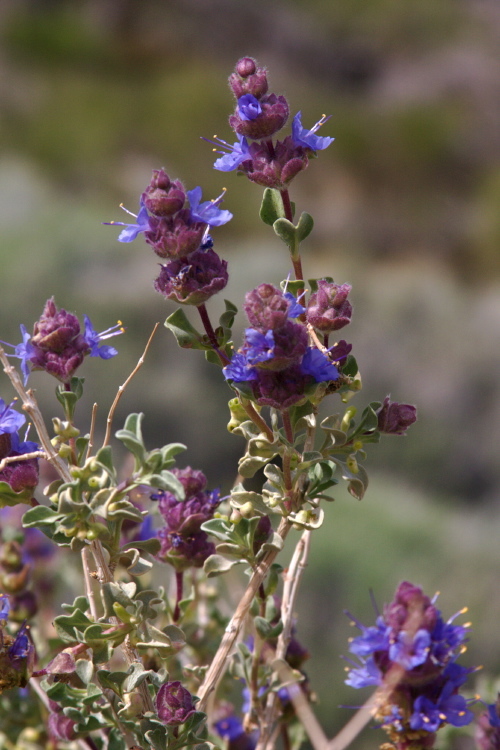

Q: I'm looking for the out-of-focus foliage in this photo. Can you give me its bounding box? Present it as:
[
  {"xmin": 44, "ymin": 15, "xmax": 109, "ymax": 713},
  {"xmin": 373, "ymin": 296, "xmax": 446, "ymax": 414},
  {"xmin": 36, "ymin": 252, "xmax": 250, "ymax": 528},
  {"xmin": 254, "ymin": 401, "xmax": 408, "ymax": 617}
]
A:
[{"xmin": 1, "ymin": 0, "xmax": 498, "ymax": 502}]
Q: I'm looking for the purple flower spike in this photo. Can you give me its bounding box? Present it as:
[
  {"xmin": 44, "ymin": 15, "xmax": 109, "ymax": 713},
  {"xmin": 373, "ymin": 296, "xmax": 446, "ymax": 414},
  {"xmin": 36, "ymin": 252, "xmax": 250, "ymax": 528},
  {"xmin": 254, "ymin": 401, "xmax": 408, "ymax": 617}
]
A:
[
  {"xmin": 104, "ymin": 201, "xmax": 152, "ymax": 242},
  {"xmin": 154, "ymin": 247, "xmax": 228, "ymax": 306},
  {"xmin": 83, "ymin": 315, "xmax": 124, "ymax": 359},
  {"xmin": 237, "ymin": 94, "xmax": 262, "ymax": 121},
  {"xmin": 292, "ymin": 112, "xmax": 335, "ymax": 151},
  {"xmin": 155, "ymin": 467, "xmax": 221, "ymax": 571},
  {"xmin": 344, "ymin": 582, "xmax": 476, "ymax": 744},
  {"xmin": 187, "ymin": 186, "xmax": 233, "ymax": 226},
  {"xmin": 0, "ymin": 399, "xmax": 25, "ymax": 435}
]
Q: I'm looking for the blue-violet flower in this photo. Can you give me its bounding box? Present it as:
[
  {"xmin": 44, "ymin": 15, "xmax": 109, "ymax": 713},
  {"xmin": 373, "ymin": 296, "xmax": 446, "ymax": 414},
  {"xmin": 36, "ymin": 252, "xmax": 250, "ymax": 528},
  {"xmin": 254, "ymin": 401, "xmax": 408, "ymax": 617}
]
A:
[
  {"xmin": 292, "ymin": 112, "xmax": 335, "ymax": 151},
  {"xmin": 83, "ymin": 316, "xmax": 123, "ymax": 359},
  {"xmin": 187, "ymin": 186, "xmax": 233, "ymax": 227}
]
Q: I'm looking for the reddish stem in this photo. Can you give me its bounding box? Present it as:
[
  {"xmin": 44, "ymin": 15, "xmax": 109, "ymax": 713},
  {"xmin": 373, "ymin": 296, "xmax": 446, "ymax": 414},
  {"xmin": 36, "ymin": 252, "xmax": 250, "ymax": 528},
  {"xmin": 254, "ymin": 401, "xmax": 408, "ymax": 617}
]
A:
[
  {"xmin": 292, "ymin": 256, "xmax": 305, "ymax": 282},
  {"xmin": 280, "ymin": 189, "xmax": 294, "ymax": 222},
  {"xmin": 197, "ymin": 303, "xmax": 230, "ymax": 365},
  {"xmin": 282, "ymin": 409, "xmax": 294, "ymax": 444},
  {"xmin": 173, "ymin": 570, "xmax": 184, "ymax": 623}
]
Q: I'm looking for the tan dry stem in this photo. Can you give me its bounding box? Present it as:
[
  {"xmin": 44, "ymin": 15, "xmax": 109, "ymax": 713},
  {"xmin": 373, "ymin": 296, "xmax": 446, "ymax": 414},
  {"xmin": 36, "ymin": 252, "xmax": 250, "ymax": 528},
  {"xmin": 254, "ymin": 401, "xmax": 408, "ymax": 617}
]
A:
[{"xmin": 197, "ymin": 517, "xmax": 292, "ymax": 711}]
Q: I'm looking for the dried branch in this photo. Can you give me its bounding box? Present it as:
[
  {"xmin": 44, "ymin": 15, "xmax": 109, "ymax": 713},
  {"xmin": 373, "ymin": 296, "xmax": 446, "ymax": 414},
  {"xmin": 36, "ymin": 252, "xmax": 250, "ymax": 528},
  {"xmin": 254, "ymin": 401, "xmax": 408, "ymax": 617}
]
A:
[
  {"xmin": 197, "ymin": 517, "xmax": 292, "ymax": 711},
  {"xmin": 257, "ymin": 531, "xmax": 316, "ymax": 750},
  {"xmin": 0, "ymin": 450, "xmax": 46, "ymax": 471},
  {"xmin": 0, "ymin": 344, "xmax": 72, "ymax": 482},
  {"xmin": 102, "ymin": 322, "xmax": 159, "ymax": 447}
]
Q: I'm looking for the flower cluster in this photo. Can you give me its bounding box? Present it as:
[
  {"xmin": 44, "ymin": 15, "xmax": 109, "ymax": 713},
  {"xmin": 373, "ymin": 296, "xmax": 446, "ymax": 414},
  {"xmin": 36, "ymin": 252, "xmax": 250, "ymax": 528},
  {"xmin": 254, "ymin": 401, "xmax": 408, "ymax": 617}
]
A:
[
  {"xmin": 107, "ymin": 169, "xmax": 231, "ymax": 305},
  {"xmin": 1, "ymin": 298, "xmax": 123, "ymax": 385},
  {"xmin": 0, "ymin": 399, "xmax": 39, "ymax": 497},
  {"xmin": 476, "ymin": 697, "xmax": 500, "ymax": 750},
  {"xmin": 206, "ymin": 57, "xmax": 334, "ymax": 190},
  {"xmin": 153, "ymin": 467, "xmax": 221, "ymax": 572},
  {"xmin": 345, "ymin": 581, "xmax": 475, "ymax": 747},
  {"xmin": 223, "ymin": 283, "xmax": 350, "ymax": 410},
  {"xmin": 0, "ymin": 594, "xmax": 35, "ymax": 693}
]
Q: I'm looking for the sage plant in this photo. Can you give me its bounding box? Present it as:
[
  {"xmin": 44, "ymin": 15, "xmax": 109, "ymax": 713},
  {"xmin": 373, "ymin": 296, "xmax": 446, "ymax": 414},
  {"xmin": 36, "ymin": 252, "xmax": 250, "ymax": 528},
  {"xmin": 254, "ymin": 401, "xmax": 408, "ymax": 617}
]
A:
[{"xmin": 0, "ymin": 56, "xmax": 483, "ymax": 750}]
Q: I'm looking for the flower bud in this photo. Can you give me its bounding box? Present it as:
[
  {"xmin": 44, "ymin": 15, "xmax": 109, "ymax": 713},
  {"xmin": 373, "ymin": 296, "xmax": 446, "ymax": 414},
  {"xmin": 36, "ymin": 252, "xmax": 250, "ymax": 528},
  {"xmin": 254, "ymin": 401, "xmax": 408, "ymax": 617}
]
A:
[
  {"xmin": 156, "ymin": 681, "xmax": 197, "ymax": 726},
  {"xmin": 236, "ymin": 57, "xmax": 256, "ymax": 77},
  {"xmin": 306, "ymin": 281, "xmax": 353, "ymax": 333},
  {"xmin": 252, "ymin": 515, "xmax": 272, "ymax": 555},
  {"xmin": 142, "ymin": 170, "xmax": 186, "ymax": 217},
  {"xmin": 244, "ymin": 284, "xmax": 290, "ymax": 331},
  {"xmin": 30, "ymin": 298, "xmax": 89, "ymax": 382},
  {"xmin": 377, "ymin": 397, "xmax": 417, "ymax": 435},
  {"xmin": 229, "ymin": 57, "xmax": 268, "ymax": 99}
]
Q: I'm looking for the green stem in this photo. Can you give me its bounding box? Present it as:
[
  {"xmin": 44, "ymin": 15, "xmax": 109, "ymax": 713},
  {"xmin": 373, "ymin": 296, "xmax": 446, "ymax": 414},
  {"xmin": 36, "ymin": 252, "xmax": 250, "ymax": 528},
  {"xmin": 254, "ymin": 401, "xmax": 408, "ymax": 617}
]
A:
[
  {"xmin": 280, "ymin": 189, "xmax": 305, "ymax": 284},
  {"xmin": 240, "ymin": 398, "xmax": 274, "ymax": 443}
]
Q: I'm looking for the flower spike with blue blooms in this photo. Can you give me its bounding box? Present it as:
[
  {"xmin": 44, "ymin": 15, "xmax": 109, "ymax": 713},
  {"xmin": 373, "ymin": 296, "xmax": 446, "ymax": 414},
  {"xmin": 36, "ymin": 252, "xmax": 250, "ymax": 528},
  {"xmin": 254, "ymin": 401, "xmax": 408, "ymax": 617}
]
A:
[
  {"xmin": 187, "ymin": 186, "xmax": 233, "ymax": 226},
  {"xmin": 83, "ymin": 316, "xmax": 124, "ymax": 359},
  {"xmin": 0, "ymin": 325, "xmax": 35, "ymax": 385},
  {"xmin": 344, "ymin": 582, "xmax": 476, "ymax": 746},
  {"xmin": 104, "ymin": 201, "xmax": 152, "ymax": 242},
  {"xmin": 292, "ymin": 112, "xmax": 335, "ymax": 151}
]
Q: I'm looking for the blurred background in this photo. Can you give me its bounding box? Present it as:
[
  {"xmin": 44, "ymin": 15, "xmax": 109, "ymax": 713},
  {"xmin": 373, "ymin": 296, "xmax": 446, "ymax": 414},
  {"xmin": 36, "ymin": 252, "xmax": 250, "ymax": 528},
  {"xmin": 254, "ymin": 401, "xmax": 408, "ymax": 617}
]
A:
[{"xmin": 1, "ymin": 0, "xmax": 500, "ymax": 743}]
